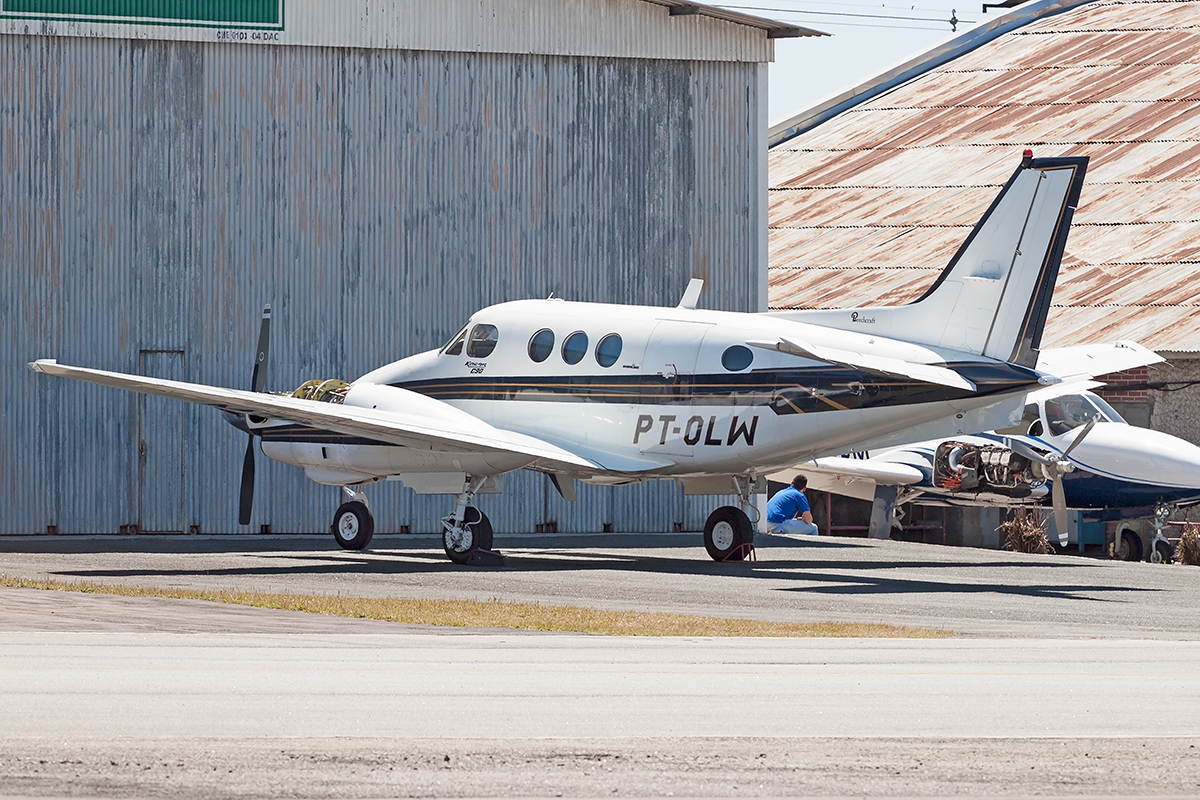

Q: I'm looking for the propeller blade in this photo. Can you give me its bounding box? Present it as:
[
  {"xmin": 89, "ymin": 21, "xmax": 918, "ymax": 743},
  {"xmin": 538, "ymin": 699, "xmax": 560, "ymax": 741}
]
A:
[
  {"xmin": 250, "ymin": 304, "xmax": 272, "ymax": 393},
  {"xmin": 1006, "ymin": 437, "xmax": 1053, "ymax": 465},
  {"xmin": 238, "ymin": 434, "xmax": 256, "ymax": 525},
  {"xmin": 239, "ymin": 304, "xmax": 270, "ymax": 526},
  {"xmin": 1061, "ymin": 416, "xmax": 1098, "ymax": 460},
  {"xmin": 1052, "ymin": 479, "xmax": 1069, "ymax": 547}
]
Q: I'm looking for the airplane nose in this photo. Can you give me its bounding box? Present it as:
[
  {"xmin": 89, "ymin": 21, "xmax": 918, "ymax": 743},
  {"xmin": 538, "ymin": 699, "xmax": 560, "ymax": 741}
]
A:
[{"xmin": 1066, "ymin": 424, "xmax": 1200, "ymax": 489}]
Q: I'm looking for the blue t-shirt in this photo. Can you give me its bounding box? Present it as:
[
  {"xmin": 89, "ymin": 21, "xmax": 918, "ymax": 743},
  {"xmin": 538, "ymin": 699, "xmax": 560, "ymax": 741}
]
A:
[{"xmin": 766, "ymin": 486, "xmax": 810, "ymax": 524}]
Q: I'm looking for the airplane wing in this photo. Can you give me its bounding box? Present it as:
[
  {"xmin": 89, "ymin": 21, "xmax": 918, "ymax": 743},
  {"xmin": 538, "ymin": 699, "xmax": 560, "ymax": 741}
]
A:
[
  {"xmin": 768, "ymin": 456, "xmax": 927, "ymax": 502},
  {"xmin": 28, "ymin": 359, "xmax": 604, "ymax": 473},
  {"xmin": 1036, "ymin": 340, "xmax": 1163, "ymax": 382},
  {"xmin": 747, "ymin": 335, "xmax": 976, "ymax": 392}
]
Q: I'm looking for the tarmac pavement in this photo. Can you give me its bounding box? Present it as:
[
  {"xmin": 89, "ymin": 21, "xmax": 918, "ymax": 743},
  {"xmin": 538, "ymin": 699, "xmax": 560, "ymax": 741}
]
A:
[{"xmin": 2, "ymin": 533, "xmax": 1200, "ymax": 797}]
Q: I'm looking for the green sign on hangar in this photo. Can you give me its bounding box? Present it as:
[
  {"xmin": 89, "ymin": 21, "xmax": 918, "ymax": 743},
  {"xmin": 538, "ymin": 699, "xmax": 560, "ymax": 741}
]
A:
[{"xmin": 0, "ymin": 0, "xmax": 284, "ymax": 28}]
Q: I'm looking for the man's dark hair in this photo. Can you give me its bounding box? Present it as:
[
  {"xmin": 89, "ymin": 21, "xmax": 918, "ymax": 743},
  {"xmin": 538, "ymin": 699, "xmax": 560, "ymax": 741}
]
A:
[{"xmin": 791, "ymin": 475, "xmax": 808, "ymax": 490}]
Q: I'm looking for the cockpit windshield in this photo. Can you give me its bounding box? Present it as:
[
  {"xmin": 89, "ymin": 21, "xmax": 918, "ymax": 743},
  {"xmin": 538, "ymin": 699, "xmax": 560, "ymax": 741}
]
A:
[
  {"xmin": 441, "ymin": 324, "xmax": 469, "ymax": 356},
  {"xmin": 1084, "ymin": 393, "xmax": 1126, "ymax": 425},
  {"xmin": 1043, "ymin": 393, "xmax": 1121, "ymax": 435}
]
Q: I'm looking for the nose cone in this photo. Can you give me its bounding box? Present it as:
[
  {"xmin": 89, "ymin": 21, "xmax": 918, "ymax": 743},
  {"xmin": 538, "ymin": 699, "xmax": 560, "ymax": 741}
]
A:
[{"xmin": 1063, "ymin": 423, "xmax": 1200, "ymax": 491}]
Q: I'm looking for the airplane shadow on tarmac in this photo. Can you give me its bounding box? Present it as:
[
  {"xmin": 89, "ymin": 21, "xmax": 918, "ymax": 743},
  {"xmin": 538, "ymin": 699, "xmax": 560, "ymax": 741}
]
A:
[{"xmin": 25, "ymin": 534, "xmax": 1151, "ymax": 605}]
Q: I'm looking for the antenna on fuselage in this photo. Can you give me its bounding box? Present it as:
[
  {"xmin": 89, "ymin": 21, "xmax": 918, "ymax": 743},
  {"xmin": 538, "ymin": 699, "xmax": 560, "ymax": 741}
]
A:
[{"xmin": 677, "ymin": 278, "xmax": 704, "ymax": 310}]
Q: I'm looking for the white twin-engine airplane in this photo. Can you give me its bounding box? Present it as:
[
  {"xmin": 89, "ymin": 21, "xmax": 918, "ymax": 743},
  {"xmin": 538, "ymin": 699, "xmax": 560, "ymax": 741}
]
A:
[{"xmin": 31, "ymin": 153, "xmax": 1148, "ymax": 564}]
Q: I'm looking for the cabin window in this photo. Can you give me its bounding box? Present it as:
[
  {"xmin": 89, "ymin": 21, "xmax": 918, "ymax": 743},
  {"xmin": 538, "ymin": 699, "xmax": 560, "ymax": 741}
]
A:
[
  {"xmin": 562, "ymin": 331, "xmax": 588, "ymax": 365},
  {"xmin": 442, "ymin": 324, "xmax": 468, "ymax": 356},
  {"xmin": 528, "ymin": 329, "xmax": 555, "ymax": 363},
  {"xmin": 595, "ymin": 333, "xmax": 622, "ymax": 367},
  {"xmin": 721, "ymin": 345, "xmax": 754, "ymax": 371},
  {"xmin": 466, "ymin": 324, "xmax": 499, "ymax": 358}
]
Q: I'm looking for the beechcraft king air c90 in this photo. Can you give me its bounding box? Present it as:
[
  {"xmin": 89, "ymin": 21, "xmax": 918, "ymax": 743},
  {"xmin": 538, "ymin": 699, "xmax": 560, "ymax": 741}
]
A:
[{"xmin": 32, "ymin": 153, "xmax": 1144, "ymax": 563}]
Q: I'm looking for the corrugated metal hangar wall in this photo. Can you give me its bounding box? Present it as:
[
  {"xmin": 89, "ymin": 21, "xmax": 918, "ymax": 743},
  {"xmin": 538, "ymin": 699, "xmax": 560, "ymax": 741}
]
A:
[{"xmin": 0, "ymin": 0, "xmax": 785, "ymax": 535}]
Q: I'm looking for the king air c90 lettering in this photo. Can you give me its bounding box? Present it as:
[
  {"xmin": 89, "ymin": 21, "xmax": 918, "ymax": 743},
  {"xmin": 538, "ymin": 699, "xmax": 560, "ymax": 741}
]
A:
[
  {"xmin": 31, "ymin": 154, "xmax": 1116, "ymax": 565},
  {"xmin": 633, "ymin": 414, "xmax": 758, "ymax": 447}
]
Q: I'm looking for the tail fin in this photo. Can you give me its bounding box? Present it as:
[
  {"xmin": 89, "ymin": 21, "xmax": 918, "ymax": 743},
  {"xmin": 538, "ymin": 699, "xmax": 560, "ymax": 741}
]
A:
[{"xmin": 776, "ymin": 154, "xmax": 1089, "ymax": 367}]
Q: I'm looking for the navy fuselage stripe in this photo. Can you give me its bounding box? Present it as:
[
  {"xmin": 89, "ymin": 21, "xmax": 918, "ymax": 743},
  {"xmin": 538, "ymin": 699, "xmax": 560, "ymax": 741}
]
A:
[{"xmin": 390, "ymin": 365, "xmax": 1039, "ymax": 414}]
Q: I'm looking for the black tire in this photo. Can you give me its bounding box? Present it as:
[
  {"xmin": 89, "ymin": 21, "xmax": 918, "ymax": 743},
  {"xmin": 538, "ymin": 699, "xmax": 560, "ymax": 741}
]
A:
[
  {"xmin": 1153, "ymin": 538, "xmax": 1175, "ymax": 564},
  {"xmin": 703, "ymin": 506, "xmax": 753, "ymax": 562},
  {"xmin": 444, "ymin": 507, "xmax": 493, "ymax": 564},
  {"xmin": 1115, "ymin": 529, "xmax": 1142, "ymax": 562},
  {"xmin": 331, "ymin": 501, "xmax": 374, "ymax": 550}
]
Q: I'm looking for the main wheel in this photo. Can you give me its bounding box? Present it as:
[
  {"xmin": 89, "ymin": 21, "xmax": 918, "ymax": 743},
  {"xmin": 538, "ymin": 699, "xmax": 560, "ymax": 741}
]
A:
[
  {"xmin": 443, "ymin": 507, "xmax": 493, "ymax": 564},
  {"xmin": 1113, "ymin": 529, "xmax": 1142, "ymax": 562},
  {"xmin": 1153, "ymin": 538, "xmax": 1175, "ymax": 564},
  {"xmin": 703, "ymin": 506, "xmax": 753, "ymax": 562},
  {"xmin": 332, "ymin": 501, "xmax": 374, "ymax": 550}
]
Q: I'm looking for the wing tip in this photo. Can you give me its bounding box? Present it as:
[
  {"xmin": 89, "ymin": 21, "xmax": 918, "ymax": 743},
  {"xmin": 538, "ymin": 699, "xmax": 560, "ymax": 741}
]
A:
[{"xmin": 28, "ymin": 358, "xmax": 58, "ymax": 374}]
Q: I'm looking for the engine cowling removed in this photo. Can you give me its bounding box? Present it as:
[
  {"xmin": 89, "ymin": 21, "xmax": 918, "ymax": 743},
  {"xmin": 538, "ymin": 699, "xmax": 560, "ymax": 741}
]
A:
[{"xmin": 933, "ymin": 441, "xmax": 1039, "ymax": 498}]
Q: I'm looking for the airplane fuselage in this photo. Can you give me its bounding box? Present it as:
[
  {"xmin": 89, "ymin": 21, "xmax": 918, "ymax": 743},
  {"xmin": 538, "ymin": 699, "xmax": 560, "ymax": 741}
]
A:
[
  {"xmin": 259, "ymin": 299, "xmax": 1044, "ymax": 489},
  {"xmin": 868, "ymin": 427, "xmax": 1200, "ymax": 513}
]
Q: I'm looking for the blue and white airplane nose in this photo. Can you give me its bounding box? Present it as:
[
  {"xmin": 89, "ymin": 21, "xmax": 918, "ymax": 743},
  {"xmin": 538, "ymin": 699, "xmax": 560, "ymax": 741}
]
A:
[{"xmin": 1057, "ymin": 423, "xmax": 1200, "ymax": 507}]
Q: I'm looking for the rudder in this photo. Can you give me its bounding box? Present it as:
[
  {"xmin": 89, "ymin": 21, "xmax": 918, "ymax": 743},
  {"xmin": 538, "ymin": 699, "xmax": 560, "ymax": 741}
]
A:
[{"xmin": 776, "ymin": 154, "xmax": 1089, "ymax": 368}]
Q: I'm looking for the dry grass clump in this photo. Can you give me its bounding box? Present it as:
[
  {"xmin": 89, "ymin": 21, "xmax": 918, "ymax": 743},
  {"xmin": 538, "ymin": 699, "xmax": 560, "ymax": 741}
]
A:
[
  {"xmin": 1174, "ymin": 524, "xmax": 1200, "ymax": 566},
  {"xmin": 999, "ymin": 508, "xmax": 1053, "ymax": 554},
  {"xmin": 0, "ymin": 576, "xmax": 950, "ymax": 638}
]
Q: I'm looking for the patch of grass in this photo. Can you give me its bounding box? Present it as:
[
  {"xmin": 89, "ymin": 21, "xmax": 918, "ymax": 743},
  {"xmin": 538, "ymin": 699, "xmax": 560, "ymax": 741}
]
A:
[{"xmin": 0, "ymin": 575, "xmax": 949, "ymax": 638}]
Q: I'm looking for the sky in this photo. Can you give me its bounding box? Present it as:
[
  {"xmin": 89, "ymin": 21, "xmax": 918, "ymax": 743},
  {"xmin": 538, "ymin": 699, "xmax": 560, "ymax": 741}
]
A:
[{"xmin": 715, "ymin": 0, "xmax": 992, "ymax": 124}]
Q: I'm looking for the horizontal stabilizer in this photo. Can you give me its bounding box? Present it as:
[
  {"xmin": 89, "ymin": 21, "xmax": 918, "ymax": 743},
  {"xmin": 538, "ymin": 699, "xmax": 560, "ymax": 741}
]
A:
[
  {"xmin": 747, "ymin": 336, "xmax": 976, "ymax": 392},
  {"xmin": 1036, "ymin": 340, "xmax": 1163, "ymax": 382}
]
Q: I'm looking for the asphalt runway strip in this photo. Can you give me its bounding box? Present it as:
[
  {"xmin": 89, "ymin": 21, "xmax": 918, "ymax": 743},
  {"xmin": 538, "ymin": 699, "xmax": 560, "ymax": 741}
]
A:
[
  {"xmin": 0, "ymin": 575, "xmax": 949, "ymax": 637},
  {"xmin": 3, "ymin": 737, "xmax": 1200, "ymax": 798}
]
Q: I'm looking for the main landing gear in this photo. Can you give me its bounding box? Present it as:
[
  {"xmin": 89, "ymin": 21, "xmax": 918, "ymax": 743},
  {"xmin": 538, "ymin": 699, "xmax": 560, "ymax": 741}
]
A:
[
  {"xmin": 702, "ymin": 475, "xmax": 761, "ymax": 562},
  {"xmin": 330, "ymin": 478, "xmax": 499, "ymax": 564},
  {"xmin": 332, "ymin": 485, "xmax": 374, "ymax": 550},
  {"xmin": 441, "ymin": 476, "xmax": 495, "ymax": 564}
]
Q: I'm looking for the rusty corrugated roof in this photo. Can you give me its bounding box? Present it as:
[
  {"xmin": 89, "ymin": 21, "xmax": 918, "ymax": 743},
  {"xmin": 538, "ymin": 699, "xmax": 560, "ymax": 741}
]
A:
[{"xmin": 768, "ymin": 0, "xmax": 1200, "ymax": 351}]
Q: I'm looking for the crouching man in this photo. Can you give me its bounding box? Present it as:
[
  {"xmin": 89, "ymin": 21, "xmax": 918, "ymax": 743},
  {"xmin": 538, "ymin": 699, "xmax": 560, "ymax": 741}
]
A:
[{"xmin": 766, "ymin": 475, "xmax": 819, "ymax": 536}]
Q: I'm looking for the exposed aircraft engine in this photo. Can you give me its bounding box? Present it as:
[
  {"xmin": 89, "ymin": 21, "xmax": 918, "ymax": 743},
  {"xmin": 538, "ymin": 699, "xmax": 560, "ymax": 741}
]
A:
[
  {"xmin": 933, "ymin": 441, "xmax": 1038, "ymax": 498},
  {"xmin": 291, "ymin": 379, "xmax": 350, "ymax": 404}
]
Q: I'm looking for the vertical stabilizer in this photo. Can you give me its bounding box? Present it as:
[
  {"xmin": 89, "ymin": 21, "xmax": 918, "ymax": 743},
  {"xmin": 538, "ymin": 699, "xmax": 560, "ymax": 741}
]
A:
[{"xmin": 776, "ymin": 154, "xmax": 1089, "ymax": 367}]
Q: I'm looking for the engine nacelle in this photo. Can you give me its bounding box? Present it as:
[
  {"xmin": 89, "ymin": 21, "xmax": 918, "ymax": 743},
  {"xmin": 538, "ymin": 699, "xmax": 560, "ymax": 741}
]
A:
[{"xmin": 934, "ymin": 441, "xmax": 1038, "ymax": 497}]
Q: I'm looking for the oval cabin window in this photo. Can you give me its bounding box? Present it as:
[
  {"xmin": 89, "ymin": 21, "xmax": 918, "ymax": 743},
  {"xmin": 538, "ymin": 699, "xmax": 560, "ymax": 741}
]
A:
[
  {"xmin": 528, "ymin": 329, "xmax": 555, "ymax": 363},
  {"xmin": 721, "ymin": 345, "xmax": 754, "ymax": 371},
  {"xmin": 595, "ymin": 334, "xmax": 622, "ymax": 367},
  {"xmin": 562, "ymin": 331, "xmax": 588, "ymax": 365}
]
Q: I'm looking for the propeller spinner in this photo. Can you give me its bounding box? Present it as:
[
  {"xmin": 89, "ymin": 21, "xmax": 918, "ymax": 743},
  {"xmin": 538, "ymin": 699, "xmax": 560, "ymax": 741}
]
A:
[
  {"xmin": 238, "ymin": 304, "xmax": 272, "ymax": 525},
  {"xmin": 1007, "ymin": 416, "xmax": 1098, "ymax": 547}
]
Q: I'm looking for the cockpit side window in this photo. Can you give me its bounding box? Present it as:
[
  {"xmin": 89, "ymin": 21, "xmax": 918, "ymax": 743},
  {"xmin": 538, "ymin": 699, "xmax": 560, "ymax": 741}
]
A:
[
  {"xmin": 466, "ymin": 324, "xmax": 499, "ymax": 358},
  {"xmin": 442, "ymin": 324, "xmax": 468, "ymax": 356},
  {"xmin": 1044, "ymin": 394, "xmax": 1107, "ymax": 435}
]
